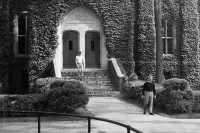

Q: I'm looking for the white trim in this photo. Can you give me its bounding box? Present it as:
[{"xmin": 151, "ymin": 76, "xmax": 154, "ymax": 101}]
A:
[
  {"xmin": 54, "ymin": 6, "xmax": 107, "ymax": 77},
  {"xmin": 13, "ymin": 12, "xmax": 29, "ymax": 57},
  {"xmin": 162, "ymin": 19, "xmax": 176, "ymax": 55}
]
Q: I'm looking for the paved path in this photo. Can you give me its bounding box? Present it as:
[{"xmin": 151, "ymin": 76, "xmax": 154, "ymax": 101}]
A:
[
  {"xmin": 87, "ymin": 97, "xmax": 200, "ymax": 133},
  {"xmin": 0, "ymin": 96, "xmax": 200, "ymax": 133}
]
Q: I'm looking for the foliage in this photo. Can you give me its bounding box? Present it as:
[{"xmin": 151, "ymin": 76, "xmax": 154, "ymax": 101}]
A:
[
  {"xmin": 121, "ymin": 80, "xmax": 144, "ymax": 100},
  {"xmin": 1, "ymin": 0, "xmax": 200, "ymax": 93},
  {"xmin": 121, "ymin": 80, "xmax": 163, "ymax": 100},
  {"xmin": 122, "ymin": 78, "xmax": 196, "ymax": 114},
  {"xmin": 0, "ymin": 94, "xmax": 43, "ymax": 116},
  {"xmin": 193, "ymin": 95, "xmax": 200, "ymax": 113},
  {"xmin": 43, "ymin": 80, "xmax": 89, "ymax": 113},
  {"xmin": 27, "ymin": 0, "xmax": 136, "ymax": 92},
  {"xmin": 155, "ymin": 89, "xmax": 194, "ymax": 113},
  {"xmin": 163, "ymin": 54, "xmax": 178, "ymax": 78},
  {"xmin": 0, "ymin": 80, "xmax": 89, "ymax": 116},
  {"xmin": 179, "ymin": 0, "xmax": 200, "ymax": 87},
  {"xmin": 0, "ymin": 0, "xmax": 14, "ymax": 92},
  {"xmin": 135, "ymin": 0, "xmax": 156, "ymax": 80},
  {"xmin": 155, "ymin": 78, "xmax": 193, "ymax": 113},
  {"xmin": 34, "ymin": 77, "xmax": 67, "ymax": 93},
  {"xmin": 162, "ymin": 78, "xmax": 190, "ymax": 91}
]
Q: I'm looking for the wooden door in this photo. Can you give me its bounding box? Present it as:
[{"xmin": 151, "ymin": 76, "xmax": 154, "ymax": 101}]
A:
[
  {"xmin": 63, "ymin": 31, "xmax": 78, "ymax": 68},
  {"xmin": 85, "ymin": 32, "xmax": 100, "ymax": 68}
]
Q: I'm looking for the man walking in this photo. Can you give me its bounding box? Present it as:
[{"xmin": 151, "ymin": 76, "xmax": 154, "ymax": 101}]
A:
[
  {"xmin": 75, "ymin": 51, "xmax": 84, "ymax": 80},
  {"xmin": 142, "ymin": 74, "xmax": 156, "ymax": 115}
]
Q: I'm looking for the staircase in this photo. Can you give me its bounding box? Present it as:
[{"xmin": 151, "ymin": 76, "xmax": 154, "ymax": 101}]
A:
[{"xmin": 61, "ymin": 69, "xmax": 120, "ymax": 97}]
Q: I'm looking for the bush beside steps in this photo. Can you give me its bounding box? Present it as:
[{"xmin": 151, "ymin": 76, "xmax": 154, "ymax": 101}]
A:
[{"xmin": 0, "ymin": 80, "xmax": 89, "ymax": 117}]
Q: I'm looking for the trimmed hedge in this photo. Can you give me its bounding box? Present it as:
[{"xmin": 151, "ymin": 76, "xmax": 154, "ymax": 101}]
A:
[
  {"xmin": 122, "ymin": 78, "xmax": 197, "ymax": 114},
  {"xmin": 0, "ymin": 94, "xmax": 43, "ymax": 117},
  {"xmin": 193, "ymin": 95, "xmax": 200, "ymax": 113},
  {"xmin": 162, "ymin": 78, "xmax": 190, "ymax": 91},
  {"xmin": 156, "ymin": 78, "xmax": 194, "ymax": 113},
  {"xmin": 34, "ymin": 77, "xmax": 67, "ymax": 93},
  {"xmin": 0, "ymin": 80, "xmax": 89, "ymax": 116},
  {"xmin": 44, "ymin": 80, "xmax": 89, "ymax": 113},
  {"xmin": 122, "ymin": 80, "xmax": 163, "ymax": 100},
  {"xmin": 155, "ymin": 89, "xmax": 194, "ymax": 113}
]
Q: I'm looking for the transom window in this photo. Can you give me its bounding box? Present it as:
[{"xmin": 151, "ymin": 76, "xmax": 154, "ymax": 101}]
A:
[
  {"xmin": 14, "ymin": 11, "xmax": 29, "ymax": 56},
  {"xmin": 162, "ymin": 19, "xmax": 176, "ymax": 54}
]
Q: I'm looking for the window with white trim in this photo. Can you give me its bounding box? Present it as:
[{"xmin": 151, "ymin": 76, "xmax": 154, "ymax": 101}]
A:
[
  {"xmin": 162, "ymin": 19, "xmax": 176, "ymax": 54},
  {"xmin": 14, "ymin": 11, "xmax": 29, "ymax": 56}
]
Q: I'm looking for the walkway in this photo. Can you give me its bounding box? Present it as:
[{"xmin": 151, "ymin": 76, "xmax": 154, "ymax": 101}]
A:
[
  {"xmin": 0, "ymin": 96, "xmax": 200, "ymax": 133},
  {"xmin": 87, "ymin": 97, "xmax": 200, "ymax": 133}
]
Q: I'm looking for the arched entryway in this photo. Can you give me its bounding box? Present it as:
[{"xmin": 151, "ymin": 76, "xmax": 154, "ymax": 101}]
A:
[
  {"xmin": 63, "ymin": 31, "xmax": 79, "ymax": 68},
  {"xmin": 54, "ymin": 6, "xmax": 108, "ymax": 77},
  {"xmin": 85, "ymin": 31, "xmax": 100, "ymax": 68}
]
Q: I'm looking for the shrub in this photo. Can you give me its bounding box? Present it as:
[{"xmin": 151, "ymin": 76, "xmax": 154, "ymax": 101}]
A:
[
  {"xmin": 162, "ymin": 78, "xmax": 190, "ymax": 91},
  {"xmin": 122, "ymin": 80, "xmax": 163, "ymax": 100},
  {"xmin": 155, "ymin": 89, "xmax": 194, "ymax": 113},
  {"xmin": 36, "ymin": 77, "xmax": 56, "ymax": 88},
  {"xmin": 193, "ymin": 95, "xmax": 200, "ymax": 113},
  {"xmin": 155, "ymin": 78, "xmax": 193, "ymax": 113},
  {"xmin": 122, "ymin": 80, "xmax": 144, "ymax": 100},
  {"xmin": 43, "ymin": 80, "xmax": 89, "ymax": 113},
  {"xmin": 35, "ymin": 77, "xmax": 67, "ymax": 93},
  {"xmin": 0, "ymin": 94, "xmax": 43, "ymax": 117},
  {"xmin": 0, "ymin": 80, "xmax": 89, "ymax": 116}
]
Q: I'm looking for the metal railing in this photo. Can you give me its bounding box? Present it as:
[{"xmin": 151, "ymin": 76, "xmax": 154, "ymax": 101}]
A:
[{"xmin": 0, "ymin": 111, "xmax": 143, "ymax": 133}]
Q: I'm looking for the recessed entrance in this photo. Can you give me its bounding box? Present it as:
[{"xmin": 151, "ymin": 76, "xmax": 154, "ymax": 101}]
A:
[
  {"xmin": 63, "ymin": 31, "xmax": 79, "ymax": 68},
  {"xmin": 85, "ymin": 32, "xmax": 100, "ymax": 68},
  {"xmin": 55, "ymin": 6, "xmax": 108, "ymax": 77}
]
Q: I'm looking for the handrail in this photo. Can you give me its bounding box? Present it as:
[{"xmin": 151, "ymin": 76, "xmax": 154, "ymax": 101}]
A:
[
  {"xmin": 0, "ymin": 110, "xmax": 143, "ymax": 133},
  {"xmin": 108, "ymin": 58, "xmax": 125, "ymax": 91}
]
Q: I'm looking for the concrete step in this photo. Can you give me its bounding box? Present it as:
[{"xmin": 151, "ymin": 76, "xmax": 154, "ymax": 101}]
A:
[
  {"xmin": 86, "ymin": 91, "xmax": 120, "ymax": 97},
  {"xmin": 61, "ymin": 71, "xmax": 110, "ymax": 77},
  {"xmin": 86, "ymin": 86, "xmax": 114, "ymax": 89},
  {"xmin": 63, "ymin": 76, "xmax": 110, "ymax": 80},
  {"xmin": 61, "ymin": 69, "xmax": 117, "ymax": 97}
]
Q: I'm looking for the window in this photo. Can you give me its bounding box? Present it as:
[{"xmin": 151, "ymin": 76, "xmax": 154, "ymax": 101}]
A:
[
  {"xmin": 164, "ymin": 71, "xmax": 171, "ymax": 80},
  {"xmin": 91, "ymin": 41, "xmax": 95, "ymax": 51},
  {"xmin": 14, "ymin": 11, "xmax": 29, "ymax": 56},
  {"xmin": 162, "ymin": 19, "xmax": 176, "ymax": 54},
  {"xmin": 69, "ymin": 41, "xmax": 73, "ymax": 51}
]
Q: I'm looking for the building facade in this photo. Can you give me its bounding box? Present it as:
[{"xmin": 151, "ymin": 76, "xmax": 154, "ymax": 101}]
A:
[{"xmin": 0, "ymin": 0, "xmax": 200, "ymax": 94}]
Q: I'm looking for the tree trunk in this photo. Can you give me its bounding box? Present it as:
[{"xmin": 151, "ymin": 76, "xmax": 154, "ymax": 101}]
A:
[{"xmin": 155, "ymin": 0, "xmax": 164, "ymax": 84}]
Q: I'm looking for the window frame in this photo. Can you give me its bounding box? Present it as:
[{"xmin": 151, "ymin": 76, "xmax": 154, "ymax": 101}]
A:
[
  {"xmin": 14, "ymin": 11, "xmax": 29, "ymax": 57},
  {"xmin": 162, "ymin": 19, "xmax": 176, "ymax": 55}
]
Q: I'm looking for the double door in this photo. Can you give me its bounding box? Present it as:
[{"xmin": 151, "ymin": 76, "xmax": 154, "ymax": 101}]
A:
[
  {"xmin": 63, "ymin": 31, "xmax": 78, "ymax": 68},
  {"xmin": 85, "ymin": 32, "xmax": 100, "ymax": 68},
  {"xmin": 63, "ymin": 31, "xmax": 100, "ymax": 68}
]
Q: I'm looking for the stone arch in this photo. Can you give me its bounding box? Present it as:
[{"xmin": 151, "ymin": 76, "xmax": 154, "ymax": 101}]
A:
[{"xmin": 54, "ymin": 5, "xmax": 107, "ymax": 77}]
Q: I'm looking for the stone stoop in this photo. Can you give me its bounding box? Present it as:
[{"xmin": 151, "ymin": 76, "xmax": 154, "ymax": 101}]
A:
[{"xmin": 61, "ymin": 69, "xmax": 120, "ymax": 97}]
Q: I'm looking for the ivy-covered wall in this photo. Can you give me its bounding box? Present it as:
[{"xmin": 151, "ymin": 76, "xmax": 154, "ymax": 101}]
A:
[
  {"xmin": 0, "ymin": 0, "xmax": 13, "ymax": 93},
  {"xmin": 28, "ymin": 0, "xmax": 136, "ymax": 93},
  {"xmin": 135, "ymin": 0, "xmax": 156, "ymax": 80},
  {"xmin": 160, "ymin": 0, "xmax": 200, "ymax": 88},
  {"xmin": 1, "ymin": 0, "xmax": 200, "ymax": 93}
]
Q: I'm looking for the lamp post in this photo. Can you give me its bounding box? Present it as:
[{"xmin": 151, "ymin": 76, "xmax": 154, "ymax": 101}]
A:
[{"xmin": 155, "ymin": 0, "xmax": 164, "ymax": 84}]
